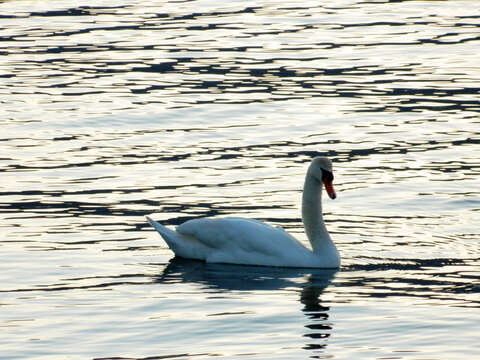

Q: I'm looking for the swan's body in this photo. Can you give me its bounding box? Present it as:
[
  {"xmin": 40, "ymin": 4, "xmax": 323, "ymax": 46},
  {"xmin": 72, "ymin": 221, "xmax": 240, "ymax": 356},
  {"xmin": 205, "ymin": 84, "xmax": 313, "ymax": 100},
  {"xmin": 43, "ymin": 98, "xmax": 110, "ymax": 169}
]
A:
[{"xmin": 147, "ymin": 157, "xmax": 340, "ymax": 268}]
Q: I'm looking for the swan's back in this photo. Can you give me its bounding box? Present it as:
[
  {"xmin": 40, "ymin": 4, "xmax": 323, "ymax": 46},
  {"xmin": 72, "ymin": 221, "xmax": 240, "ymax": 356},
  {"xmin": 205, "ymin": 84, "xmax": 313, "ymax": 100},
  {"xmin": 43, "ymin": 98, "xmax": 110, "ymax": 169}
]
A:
[{"xmin": 178, "ymin": 218, "xmax": 304, "ymax": 254}]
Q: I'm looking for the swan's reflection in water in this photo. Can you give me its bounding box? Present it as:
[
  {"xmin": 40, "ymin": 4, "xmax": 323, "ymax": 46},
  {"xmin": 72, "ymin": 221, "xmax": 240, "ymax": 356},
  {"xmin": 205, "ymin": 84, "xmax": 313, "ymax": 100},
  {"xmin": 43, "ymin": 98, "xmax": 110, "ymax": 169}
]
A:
[
  {"xmin": 301, "ymin": 283, "xmax": 332, "ymax": 351},
  {"xmin": 156, "ymin": 257, "xmax": 337, "ymax": 355}
]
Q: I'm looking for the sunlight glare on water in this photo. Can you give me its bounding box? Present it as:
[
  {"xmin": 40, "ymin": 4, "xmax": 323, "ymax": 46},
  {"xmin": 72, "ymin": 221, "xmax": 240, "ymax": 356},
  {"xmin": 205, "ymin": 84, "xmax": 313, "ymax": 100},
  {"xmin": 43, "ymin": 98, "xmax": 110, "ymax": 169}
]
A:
[{"xmin": 0, "ymin": 0, "xmax": 479, "ymax": 359}]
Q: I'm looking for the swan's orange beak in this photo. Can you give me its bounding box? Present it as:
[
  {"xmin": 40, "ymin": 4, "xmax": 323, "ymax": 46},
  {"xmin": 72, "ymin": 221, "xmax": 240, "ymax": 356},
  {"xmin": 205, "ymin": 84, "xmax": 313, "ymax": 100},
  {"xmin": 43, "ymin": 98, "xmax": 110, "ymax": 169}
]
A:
[{"xmin": 323, "ymin": 179, "xmax": 336, "ymax": 199}]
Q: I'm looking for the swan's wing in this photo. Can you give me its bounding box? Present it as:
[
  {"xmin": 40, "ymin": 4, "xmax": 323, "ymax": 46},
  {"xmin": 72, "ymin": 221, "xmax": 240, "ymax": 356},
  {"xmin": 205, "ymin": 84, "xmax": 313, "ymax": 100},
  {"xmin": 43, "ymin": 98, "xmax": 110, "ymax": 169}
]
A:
[{"xmin": 177, "ymin": 217, "xmax": 308, "ymax": 263}]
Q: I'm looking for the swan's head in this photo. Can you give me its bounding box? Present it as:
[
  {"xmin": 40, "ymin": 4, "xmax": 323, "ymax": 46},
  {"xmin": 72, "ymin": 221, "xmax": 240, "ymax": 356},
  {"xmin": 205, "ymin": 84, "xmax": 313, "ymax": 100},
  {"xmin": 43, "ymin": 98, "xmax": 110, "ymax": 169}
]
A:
[{"xmin": 309, "ymin": 157, "xmax": 337, "ymax": 200}]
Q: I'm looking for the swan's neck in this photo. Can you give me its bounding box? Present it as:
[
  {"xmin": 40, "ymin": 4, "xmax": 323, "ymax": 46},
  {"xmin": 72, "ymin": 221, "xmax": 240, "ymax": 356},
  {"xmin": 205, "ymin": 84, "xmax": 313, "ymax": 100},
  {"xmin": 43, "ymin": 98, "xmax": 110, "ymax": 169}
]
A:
[{"xmin": 301, "ymin": 173, "xmax": 335, "ymax": 254}]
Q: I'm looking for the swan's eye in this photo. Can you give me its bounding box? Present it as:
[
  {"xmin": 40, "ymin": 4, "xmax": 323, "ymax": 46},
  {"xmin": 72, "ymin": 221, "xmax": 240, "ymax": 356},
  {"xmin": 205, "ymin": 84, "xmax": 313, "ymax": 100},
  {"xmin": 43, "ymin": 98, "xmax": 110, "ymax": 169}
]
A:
[{"xmin": 321, "ymin": 169, "xmax": 334, "ymax": 182}]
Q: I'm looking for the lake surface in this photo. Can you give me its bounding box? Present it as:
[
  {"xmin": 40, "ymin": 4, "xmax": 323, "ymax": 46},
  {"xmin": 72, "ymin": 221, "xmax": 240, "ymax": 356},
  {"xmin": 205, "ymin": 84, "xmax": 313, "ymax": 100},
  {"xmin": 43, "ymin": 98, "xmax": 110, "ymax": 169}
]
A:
[{"xmin": 1, "ymin": 0, "xmax": 479, "ymax": 359}]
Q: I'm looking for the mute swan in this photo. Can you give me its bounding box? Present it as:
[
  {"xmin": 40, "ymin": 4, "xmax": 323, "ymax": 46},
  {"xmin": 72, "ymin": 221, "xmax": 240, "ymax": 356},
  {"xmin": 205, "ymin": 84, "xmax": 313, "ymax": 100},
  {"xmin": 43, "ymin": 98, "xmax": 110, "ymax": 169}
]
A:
[{"xmin": 146, "ymin": 157, "xmax": 340, "ymax": 268}]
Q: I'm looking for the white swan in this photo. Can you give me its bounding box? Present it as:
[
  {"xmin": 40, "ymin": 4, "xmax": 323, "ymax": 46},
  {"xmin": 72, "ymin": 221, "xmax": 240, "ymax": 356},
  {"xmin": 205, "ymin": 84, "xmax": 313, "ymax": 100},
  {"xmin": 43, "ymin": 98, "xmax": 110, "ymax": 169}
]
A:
[{"xmin": 146, "ymin": 157, "xmax": 340, "ymax": 268}]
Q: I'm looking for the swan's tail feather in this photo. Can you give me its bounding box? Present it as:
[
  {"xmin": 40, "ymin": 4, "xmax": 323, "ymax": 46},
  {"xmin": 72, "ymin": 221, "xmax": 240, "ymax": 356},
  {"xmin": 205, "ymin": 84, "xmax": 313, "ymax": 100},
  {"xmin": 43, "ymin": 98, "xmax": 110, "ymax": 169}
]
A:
[
  {"xmin": 145, "ymin": 216, "xmax": 179, "ymax": 250},
  {"xmin": 146, "ymin": 216, "xmax": 207, "ymax": 261}
]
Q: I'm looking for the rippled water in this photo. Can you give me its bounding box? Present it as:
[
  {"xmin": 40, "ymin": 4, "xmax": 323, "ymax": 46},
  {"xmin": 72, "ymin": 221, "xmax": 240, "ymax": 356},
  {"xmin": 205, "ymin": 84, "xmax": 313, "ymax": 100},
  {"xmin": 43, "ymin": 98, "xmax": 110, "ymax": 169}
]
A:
[{"xmin": 1, "ymin": 0, "xmax": 479, "ymax": 359}]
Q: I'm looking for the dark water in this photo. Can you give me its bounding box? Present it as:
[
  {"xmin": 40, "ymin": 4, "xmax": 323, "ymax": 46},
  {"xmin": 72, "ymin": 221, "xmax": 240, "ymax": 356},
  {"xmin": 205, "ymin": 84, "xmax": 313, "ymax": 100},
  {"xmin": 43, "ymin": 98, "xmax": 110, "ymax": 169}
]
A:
[{"xmin": 1, "ymin": 1, "xmax": 479, "ymax": 359}]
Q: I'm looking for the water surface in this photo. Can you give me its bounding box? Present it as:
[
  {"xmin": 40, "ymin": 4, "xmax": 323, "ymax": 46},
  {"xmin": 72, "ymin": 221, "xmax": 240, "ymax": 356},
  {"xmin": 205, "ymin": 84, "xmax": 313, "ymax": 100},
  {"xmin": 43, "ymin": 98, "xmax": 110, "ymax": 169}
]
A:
[{"xmin": 1, "ymin": 0, "xmax": 479, "ymax": 359}]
